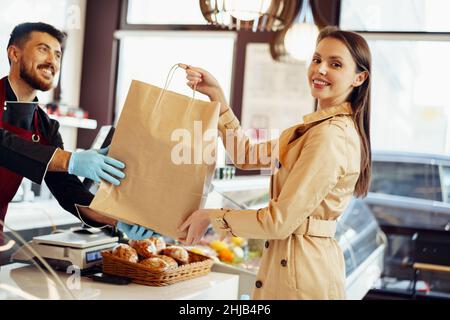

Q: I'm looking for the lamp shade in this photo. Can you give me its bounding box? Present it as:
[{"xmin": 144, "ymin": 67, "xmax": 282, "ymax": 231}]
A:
[
  {"xmin": 226, "ymin": 0, "xmax": 271, "ymax": 21},
  {"xmin": 284, "ymin": 22, "xmax": 319, "ymax": 62},
  {"xmin": 200, "ymin": 0, "xmax": 298, "ymax": 32}
]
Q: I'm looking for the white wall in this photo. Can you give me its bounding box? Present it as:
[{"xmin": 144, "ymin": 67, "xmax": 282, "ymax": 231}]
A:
[{"xmin": 60, "ymin": 0, "xmax": 86, "ymax": 108}]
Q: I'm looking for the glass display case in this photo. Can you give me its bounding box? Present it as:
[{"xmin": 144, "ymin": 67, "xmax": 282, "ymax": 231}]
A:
[{"xmin": 204, "ymin": 176, "xmax": 387, "ymax": 300}]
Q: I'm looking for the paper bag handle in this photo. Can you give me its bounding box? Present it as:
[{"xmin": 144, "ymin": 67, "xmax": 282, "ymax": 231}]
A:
[{"xmin": 154, "ymin": 63, "xmax": 197, "ymax": 112}]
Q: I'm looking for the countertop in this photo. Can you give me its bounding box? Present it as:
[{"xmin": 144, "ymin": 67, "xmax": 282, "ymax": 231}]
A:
[{"xmin": 0, "ymin": 263, "xmax": 239, "ymax": 300}]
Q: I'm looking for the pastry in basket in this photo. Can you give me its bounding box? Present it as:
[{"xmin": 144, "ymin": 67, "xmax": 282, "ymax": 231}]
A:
[
  {"xmin": 161, "ymin": 246, "xmax": 190, "ymax": 265},
  {"xmin": 140, "ymin": 255, "xmax": 178, "ymax": 271},
  {"xmin": 129, "ymin": 239, "xmax": 158, "ymax": 258},
  {"xmin": 111, "ymin": 244, "xmax": 138, "ymax": 263},
  {"xmin": 148, "ymin": 236, "xmax": 166, "ymax": 252}
]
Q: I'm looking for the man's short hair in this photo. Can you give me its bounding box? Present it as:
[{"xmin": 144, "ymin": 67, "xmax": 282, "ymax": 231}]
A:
[{"xmin": 7, "ymin": 22, "xmax": 67, "ymax": 64}]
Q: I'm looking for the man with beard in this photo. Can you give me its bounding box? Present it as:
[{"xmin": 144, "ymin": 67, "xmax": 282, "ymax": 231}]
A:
[{"xmin": 0, "ymin": 22, "xmax": 153, "ymax": 240}]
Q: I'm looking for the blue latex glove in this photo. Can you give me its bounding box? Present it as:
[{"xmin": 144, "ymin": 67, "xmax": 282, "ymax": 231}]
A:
[
  {"xmin": 68, "ymin": 147, "xmax": 125, "ymax": 186},
  {"xmin": 116, "ymin": 221, "xmax": 155, "ymax": 240}
]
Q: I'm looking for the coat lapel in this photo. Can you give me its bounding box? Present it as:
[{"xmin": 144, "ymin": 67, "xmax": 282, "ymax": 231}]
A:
[{"xmin": 278, "ymin": 102, "xmax": 353, "ymax": 168}]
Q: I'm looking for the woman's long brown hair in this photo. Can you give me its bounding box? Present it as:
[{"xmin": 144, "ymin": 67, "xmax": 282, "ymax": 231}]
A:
[{"xmin": 317, "ymin": 26, "xmax": 372, "ymax": 197}]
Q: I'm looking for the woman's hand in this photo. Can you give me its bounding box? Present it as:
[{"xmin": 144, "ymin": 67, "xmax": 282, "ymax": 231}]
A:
[
  {"xmin": 178, "ymin": 209, "xmax": 212, "ymax": 245},
  {"xmin": 178, "ymin": 63, "xmax": 228, "ymax": 113}
]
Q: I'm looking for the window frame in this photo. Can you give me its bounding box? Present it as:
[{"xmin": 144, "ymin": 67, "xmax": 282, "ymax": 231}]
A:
[
  {"xmin": 340, "ymin": 3, "xmax": 450, "ymax": 161},
  {"xmin": 119, "ymin": 0, "xmax": 219, "ymax": 31},
  {"xmin": 116, "ymin": 0, "xmax": 281, "ymax": 123},
  {"xmin": 112, "ymin": 29, "xmax": 237, "ymax": 118},
  {"xmin": 112, "ymin": 0, "xmax": 279, "ymax": 176},
  {"xmin": 78, "ymin": 0, "xmax": 341, "ymax": 154}
]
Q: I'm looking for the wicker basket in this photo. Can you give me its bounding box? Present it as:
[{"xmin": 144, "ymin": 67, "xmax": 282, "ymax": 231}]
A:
[{"xmin": 101, "ymin": 250, "xmax": 214, "ymax": 286}]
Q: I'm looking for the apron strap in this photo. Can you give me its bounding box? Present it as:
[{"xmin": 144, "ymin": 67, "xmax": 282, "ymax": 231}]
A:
[
  {"xmin": 0, "ymin": 76, "xmax": 7, "ymax": 118},
  {"xmin": 32, "ymin": 109, "xmax": 41, "ymax": 143}
]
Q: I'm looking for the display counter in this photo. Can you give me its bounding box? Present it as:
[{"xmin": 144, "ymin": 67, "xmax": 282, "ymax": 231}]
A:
[{"xmin": 2, "ymin": 176, "xmax": 385, "ymax": 300}]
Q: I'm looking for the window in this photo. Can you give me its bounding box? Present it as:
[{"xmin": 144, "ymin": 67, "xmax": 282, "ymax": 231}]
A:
[
  {"xmin": 126, "ymin": 0, "xmax": 207, "ymax": 25},
  {"xmin": 371, "ymin": 161, "xmax": 441, "ymax": 201},
  {"xmin": 341, "ymin": 0, "xmax": 450, "ymax": 155},
  {"xmin": 114, "ymin": 31, "xmax": 235, "ymax": 118},
  {"xmin": 367, "ymin": 38, "xmax": 450, "ymax": 155},
  {"xmin": 341, "ymin": 0, "xmax": 450, "ymax": 32}
]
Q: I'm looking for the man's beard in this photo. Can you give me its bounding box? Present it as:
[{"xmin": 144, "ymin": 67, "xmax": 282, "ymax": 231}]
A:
[{"xmin": 20, "ymin": 63, "xmax": 53, "ymax": 91}]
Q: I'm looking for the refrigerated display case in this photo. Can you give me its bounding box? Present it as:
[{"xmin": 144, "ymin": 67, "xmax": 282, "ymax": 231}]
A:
[{"xmin": 205, "ymin": 176, "xmax": 387, "ymax": 300}]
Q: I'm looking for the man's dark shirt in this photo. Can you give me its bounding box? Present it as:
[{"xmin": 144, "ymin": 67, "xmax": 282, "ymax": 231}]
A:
[{"xmin": 0, "ymin": 78, "xmax": 101, "ymax": 227}]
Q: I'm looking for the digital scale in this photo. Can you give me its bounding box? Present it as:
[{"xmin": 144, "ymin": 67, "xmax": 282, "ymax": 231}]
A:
[{"xmin": 11, "ymin": 228, "xmax": 118, "ymax": 271}]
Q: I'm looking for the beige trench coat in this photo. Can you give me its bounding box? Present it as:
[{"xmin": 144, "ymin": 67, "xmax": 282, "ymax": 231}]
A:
[{"xmin": 208, "ymin": 102, "xmax": 361, "ymax": 300}]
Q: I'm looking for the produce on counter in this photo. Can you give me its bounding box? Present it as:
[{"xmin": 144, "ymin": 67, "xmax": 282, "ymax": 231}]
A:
[{"xmin": 191, "ymin": 235, "xmax": 263, "ymax": 270}]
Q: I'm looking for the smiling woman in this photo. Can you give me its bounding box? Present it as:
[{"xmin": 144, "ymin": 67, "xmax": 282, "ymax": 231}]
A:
[
  {"xmin": 176, "ymin": 27, "xmax": 373, "ymax": 300},
  {"xmin": 308, "ymin": 37, "xmax": 369, "ymax": 111}
]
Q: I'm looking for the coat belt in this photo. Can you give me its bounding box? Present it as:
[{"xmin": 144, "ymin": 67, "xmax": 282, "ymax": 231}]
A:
[{"xmin": 292, "ymin": 217, "xmax": 337, "ymax": 238}]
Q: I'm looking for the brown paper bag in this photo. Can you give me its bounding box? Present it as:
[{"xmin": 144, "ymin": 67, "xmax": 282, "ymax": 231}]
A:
[{"xmin": 89, "ymin": 70, "xmax": 220, "ymax": 239}]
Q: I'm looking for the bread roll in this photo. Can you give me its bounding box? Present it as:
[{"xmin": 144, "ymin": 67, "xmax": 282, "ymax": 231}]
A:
[
  {"xmin": 129, "ymin": 239, "xmax": 157, "ymax": 259},
  {"xmin": 111, "ymin": 244, "xmax": 138, "ymax": 263},
  {"xmin": 140, "ymin": 255, "xmax": 178, "ymax": 272},
  {"xmin": 148, "ymin": 236, "xmax": 166, "ymax": 252},
  {"xmin": 159, "ymin": 255, "xmax": 178, "ymax": 268},
  {"xmin": 161, "ymin": 246, "xmax": 190, "ymax": 265}
]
